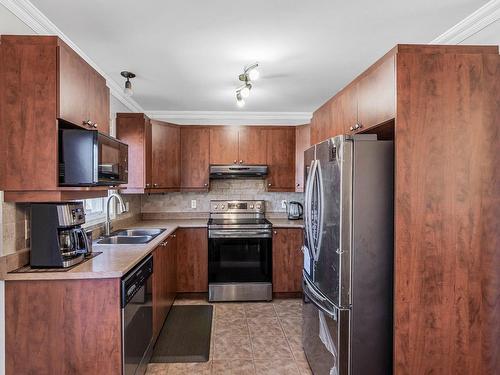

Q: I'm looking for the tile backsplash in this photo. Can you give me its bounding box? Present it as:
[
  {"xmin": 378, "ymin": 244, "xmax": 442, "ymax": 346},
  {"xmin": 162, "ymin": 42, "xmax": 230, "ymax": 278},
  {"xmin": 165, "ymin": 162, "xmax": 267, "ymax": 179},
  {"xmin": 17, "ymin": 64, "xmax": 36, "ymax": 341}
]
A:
[{"xmin": 141, "ymin": 179, "xmax": 304, "ymax": 213}]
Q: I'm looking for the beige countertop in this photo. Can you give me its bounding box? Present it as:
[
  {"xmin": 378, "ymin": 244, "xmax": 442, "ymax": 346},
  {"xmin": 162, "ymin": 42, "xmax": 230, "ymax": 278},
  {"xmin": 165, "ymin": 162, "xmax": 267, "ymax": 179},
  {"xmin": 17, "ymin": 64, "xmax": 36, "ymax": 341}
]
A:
[
  {"xmin": 4, "ymin": 217, "xmax": 303, "ymax": 281},
  {"xmin": 4, "ymin": 219, "xmax": 207, "ymax": 281}
]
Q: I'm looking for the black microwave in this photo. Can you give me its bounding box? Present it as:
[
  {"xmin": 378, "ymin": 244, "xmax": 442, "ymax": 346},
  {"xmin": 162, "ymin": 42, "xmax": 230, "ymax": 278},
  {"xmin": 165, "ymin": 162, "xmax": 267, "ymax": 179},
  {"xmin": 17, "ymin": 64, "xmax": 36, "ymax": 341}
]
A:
[{"xmin": 59, "ymin": 128, "xmax": 128, "ymax": 186}]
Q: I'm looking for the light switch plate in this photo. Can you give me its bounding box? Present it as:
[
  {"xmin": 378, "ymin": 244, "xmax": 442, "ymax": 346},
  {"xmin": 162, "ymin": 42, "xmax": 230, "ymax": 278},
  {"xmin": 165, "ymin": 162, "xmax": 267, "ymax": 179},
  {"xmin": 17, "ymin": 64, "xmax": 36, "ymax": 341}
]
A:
[{"xmin": 191, "ymin": 199, "xmax": 197, "ymax": 209}]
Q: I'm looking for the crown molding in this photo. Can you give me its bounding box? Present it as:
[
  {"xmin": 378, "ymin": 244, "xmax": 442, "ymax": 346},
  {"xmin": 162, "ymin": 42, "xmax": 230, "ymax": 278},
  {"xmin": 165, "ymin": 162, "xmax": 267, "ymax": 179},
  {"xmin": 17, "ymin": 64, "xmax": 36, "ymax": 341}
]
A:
[
  {"xmin": 0, "ymin": 0, "xmax": 144, "ymax": 113},
  {"xmin": 430, "ymin": 0, "xmax": 500, "ymax": 44},
  {"xmin": 146, "ymin": 111, "xmax": 312, "ymax": 126}
]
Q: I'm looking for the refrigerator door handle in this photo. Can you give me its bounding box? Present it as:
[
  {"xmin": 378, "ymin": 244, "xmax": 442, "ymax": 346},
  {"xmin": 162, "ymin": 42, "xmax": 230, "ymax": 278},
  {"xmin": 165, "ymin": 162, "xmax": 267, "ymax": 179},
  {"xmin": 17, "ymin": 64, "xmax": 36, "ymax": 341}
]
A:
[
  {"xmin": 315, "ymin": 159, "xmax": 325, "ymax": 261},
  {"xmin": 303, "ymin": 278, "xmax": 336, "ymax": 320},
  {"xmin": 304, "ymin": 159, "xmax": 317, "ymax": 256}
]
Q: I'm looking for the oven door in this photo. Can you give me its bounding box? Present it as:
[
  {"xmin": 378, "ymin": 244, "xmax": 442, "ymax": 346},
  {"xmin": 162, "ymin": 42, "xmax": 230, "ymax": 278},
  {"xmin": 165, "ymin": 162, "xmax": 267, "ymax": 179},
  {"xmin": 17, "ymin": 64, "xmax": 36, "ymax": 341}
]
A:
[
  {"xmin": 208, "ymin": 234, "xmax": 272, "ymax": 283},
  {"xmin": 97, "ymin": 133, "xmax": 128, "ymax": 185}
]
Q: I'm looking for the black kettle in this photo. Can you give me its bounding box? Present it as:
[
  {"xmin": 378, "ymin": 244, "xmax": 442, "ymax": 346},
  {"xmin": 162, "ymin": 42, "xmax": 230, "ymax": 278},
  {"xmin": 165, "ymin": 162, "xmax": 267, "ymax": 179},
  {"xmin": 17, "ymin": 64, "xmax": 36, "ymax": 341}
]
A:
[{"xmin": 287, "ymin": 201, "xmax": 303, "ymax": 220}]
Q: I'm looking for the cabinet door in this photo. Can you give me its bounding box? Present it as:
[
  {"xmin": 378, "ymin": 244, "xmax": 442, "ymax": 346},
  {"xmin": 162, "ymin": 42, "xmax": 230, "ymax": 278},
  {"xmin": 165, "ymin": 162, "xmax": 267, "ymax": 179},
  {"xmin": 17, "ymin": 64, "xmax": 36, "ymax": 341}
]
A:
[
  {"xmin": 176, "ymin": 228, "xmax": 208, "ymax": 292},
  {"xmin": 266, "ymin": 128, "xmax": 296, "ymax": 191},
  {"xmin": 58, "ymin": 43, "xmax": 90, "ymax": 128},
  {"xmin": 209, "ymin": 127, "xmax": 239, "ymax": 164},
  {"xmin": 295, "ymin": 124, "xmax": 310, "ymax": 192},
  {"xmin": 238, "ymin": 127, "xmax": 267, "ymax": 164},
  {"xmin": 334, "ymin": 86, "xmax": 358, "ymax": 135},
  {"xmin": 180, "ymin": 127, "xmax": 210, "ymax": 190},
  {"xmin": 310, "ymin": 102, "xmax": 332, "ymax": 145},
  {"xmin": 151, "ymin": 121, "xmax": 180, "ymax": 189},
  {"xmin": 272, "ymin": 229, "xmax": 304, "ymax": 293},
  {"xmin": 89, "ymin": 70, "xmax": 110, "ymax": 135},
  {"xmin": 357, "ymin": 54, "xmax": 395, "ymax": 131},
  {"xmin": 153, "ymin": 243, "xmax": 168, "ymax": 338}
]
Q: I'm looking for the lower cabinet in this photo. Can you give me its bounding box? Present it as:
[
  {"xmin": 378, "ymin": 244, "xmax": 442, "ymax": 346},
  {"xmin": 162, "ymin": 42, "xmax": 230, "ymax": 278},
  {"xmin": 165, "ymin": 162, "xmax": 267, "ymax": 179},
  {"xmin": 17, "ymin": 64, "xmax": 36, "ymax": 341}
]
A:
[
  {"xmin": 176, "ymin": 228, "xmax": 208, "ymax": 292},
  {"xmin": 152, "ymin": 232, "xmax": 177, "ymax": 339},
  {"xmin": 272, "ymin": 228, "xmax": 304, "ymax": 293}
]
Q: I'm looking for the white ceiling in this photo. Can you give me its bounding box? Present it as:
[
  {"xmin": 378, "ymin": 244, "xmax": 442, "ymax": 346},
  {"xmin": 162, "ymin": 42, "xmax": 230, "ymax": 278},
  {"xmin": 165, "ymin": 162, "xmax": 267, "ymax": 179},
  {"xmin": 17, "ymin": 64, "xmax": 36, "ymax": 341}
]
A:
[{"xmin": 3, "ymin": 0, "xmax": 493, "ymax": 115}]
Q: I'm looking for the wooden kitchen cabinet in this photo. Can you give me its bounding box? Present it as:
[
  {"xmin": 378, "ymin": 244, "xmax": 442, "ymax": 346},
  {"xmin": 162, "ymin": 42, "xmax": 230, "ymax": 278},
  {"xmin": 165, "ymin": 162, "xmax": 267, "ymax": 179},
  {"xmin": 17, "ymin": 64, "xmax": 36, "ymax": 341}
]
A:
[
  {"xmin": 58, "ymin": 40, "xmax": 110, "ymax": 134},
  {"xmin": 209, "ymin": 127, "xmax": 239, "ymax": 164},
  {"xmin": 176, "ymin": 228, "xmax": 208, "ymax": 292},
  {"xmin": 180, "ymin": 127, "xmax": 210, "ymax": 190},
  {"xmin": 116, "ymin": 114, "xmax": 180, "ymax": 193},
  {"xmin": 295, "ymin": 124, "xmax": 310, "ymax": 192},
  {"xmin": 266, "ymin": 127, "xmax": 296, "ymax": 191},
  {"xmin": 0, "ymin": 35, "xmax": 111, "ymax": 201},
  {"xmin": 272, "ymin": 228, "xmax": 304, "ymax": 293},
  {"xmin": 238, "ymin": 127, "xmax": 268, "ymax": 164},
  {"xmin": 153, "ymin": 232, "xmax": 177, "ymax": 339},
  {"xmin": 151, "ymin": 120, "xmax": 180, "ymax": 190},
  {"xmin": 357, "ymin": 53, "xmax": 395, "ymax": 131}
]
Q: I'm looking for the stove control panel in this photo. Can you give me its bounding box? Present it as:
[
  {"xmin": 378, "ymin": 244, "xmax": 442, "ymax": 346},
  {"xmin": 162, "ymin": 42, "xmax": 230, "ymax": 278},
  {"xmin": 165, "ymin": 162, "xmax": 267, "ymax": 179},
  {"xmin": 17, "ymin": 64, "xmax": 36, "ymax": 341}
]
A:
[{"xmin": 210, "ymin": 200, "xmax": 266, "ymax": 213}]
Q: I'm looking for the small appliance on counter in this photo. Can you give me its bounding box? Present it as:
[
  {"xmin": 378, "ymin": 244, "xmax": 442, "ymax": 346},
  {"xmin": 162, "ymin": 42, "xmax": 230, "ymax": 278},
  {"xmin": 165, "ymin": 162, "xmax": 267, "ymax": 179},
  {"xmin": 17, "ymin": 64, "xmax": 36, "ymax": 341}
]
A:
[
  {"xmin": 30, "ymin": 202, "xmax": 90, "ymax": 268},
  {"xmin": 287, "ymin": 201, "xmax": 303, "ymax": 220}
]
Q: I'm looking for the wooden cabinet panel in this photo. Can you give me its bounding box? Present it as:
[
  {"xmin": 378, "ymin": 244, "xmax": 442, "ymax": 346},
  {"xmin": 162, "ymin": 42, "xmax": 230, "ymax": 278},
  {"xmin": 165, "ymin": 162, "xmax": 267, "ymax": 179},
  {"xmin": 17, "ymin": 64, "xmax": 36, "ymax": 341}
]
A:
[
  {"xmin": 295, "ymin": 124, "xmax": 310, "ymax": 192},
  {"xmin": 153, "ymin": 233, "xmax": 177, "ymax": 339},
  {"xmin": 272, "ymin": 229, "xmax": 304, "ymax": 293},
  {"xmin": 334, "ymin": 86, "xmax": 358, "ymax": 134},
  {"xmin": 310, "ymin": 101, "xmax": 332, "ymax": 145},
  {"xmin": 176, "ymin": 228, "xmax": 208, "ymax": 292},
  {"xmin": 58, "ymin": 42, "xmax": 90, "ymax": 128},
  {"xmin": 6, "ymin": 279, "xmax": 121, "ymax": 375},
  {"xmin": 357, "ymin": 54, "xmax": 395, "ymax": 131},
  {"xmin": 180, "ymin": 127, "xmax": 210, "ymax": 190},
  {"xmin": 238, "ymin": 127, "xmax": 268, "ymax": 164},
  {"xmin": 209, "ymin": 127, "xmax": 239, "ymax": 164},
  {"xmin": 151, "ymin": 121, "xmax": 180, "ymax": 189},
  {"xmin": 266, "ymin": 127, "xmax": 296, "ymax": 191},
  {"xmin": 89, "ymin": 70, "xmax": 110, "ymax": 135},
  {"xmin": 116, "ymin": 113, "xmax": 151, "ymax": 191}
]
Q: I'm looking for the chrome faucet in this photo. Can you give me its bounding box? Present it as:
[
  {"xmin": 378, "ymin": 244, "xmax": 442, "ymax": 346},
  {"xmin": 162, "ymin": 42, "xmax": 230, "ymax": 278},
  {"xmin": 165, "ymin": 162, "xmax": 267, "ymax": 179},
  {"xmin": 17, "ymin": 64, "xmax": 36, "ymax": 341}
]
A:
[{"xmin": 105, "ymin": 193, "xmax": 127, "ymax": 236}]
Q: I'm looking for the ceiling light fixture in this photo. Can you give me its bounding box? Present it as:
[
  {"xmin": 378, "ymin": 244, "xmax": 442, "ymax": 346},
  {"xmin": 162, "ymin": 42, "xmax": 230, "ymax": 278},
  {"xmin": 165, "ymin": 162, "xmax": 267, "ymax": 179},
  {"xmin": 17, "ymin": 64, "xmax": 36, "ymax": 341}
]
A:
[
  {"xmin": 235, "ymin": 62, "xmax": 259, "ymax": 107},
  {"xmin": 121, "ymin": 71, "xmax": 136, "ymax": 97}
]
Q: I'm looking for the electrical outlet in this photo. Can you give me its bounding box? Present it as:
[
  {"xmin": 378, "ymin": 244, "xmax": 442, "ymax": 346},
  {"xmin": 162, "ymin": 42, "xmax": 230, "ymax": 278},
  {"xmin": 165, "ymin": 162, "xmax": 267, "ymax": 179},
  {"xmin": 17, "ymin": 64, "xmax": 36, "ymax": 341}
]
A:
[
  {"xmin": 281, "ymin": 200, "xmax": 287, "ymax": 209},
  {"xmin": 191, "ymin": 199, "xmax": 197, "ymax": 209}
]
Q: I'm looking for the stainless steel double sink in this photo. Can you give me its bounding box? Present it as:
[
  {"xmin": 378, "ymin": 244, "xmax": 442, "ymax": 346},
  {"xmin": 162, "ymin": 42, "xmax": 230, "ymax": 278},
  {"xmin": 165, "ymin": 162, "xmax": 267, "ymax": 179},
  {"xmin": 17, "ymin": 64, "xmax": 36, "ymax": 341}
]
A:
[{"xmin": 97, "ymin": 228, "xmax": 166, "ymax": 245}]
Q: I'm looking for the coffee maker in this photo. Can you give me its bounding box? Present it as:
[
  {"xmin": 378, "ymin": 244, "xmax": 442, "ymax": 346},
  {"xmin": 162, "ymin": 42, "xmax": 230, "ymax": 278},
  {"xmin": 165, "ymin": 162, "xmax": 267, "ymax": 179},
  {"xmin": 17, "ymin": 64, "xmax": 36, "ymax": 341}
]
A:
[{"xmin": 31, "ymin": 202, "xmax": 90, "ymax": 268}]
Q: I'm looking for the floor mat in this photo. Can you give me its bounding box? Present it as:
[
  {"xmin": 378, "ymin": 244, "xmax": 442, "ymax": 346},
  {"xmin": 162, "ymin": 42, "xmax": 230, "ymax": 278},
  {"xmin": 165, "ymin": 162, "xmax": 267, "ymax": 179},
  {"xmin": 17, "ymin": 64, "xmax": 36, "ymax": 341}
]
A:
[{"xmin": 150, "ymin": 305, "xmax": 213, "ymax": 363}]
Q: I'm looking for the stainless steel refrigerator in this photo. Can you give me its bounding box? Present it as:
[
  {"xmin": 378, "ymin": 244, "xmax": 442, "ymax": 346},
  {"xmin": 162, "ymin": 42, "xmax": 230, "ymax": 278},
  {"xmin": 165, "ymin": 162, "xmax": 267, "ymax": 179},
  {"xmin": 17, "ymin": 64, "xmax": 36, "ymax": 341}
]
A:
[{"xmin": 302, "ymin": 134, "xmax": 394, "ymax": 375}]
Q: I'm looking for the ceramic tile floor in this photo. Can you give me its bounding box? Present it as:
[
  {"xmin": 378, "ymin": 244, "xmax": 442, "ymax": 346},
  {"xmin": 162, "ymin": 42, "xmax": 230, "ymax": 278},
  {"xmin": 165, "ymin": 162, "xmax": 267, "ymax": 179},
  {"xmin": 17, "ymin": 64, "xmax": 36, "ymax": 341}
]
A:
[{"xmin": 147, "ymin": 297, "xmax": 312, "ymax": 375}]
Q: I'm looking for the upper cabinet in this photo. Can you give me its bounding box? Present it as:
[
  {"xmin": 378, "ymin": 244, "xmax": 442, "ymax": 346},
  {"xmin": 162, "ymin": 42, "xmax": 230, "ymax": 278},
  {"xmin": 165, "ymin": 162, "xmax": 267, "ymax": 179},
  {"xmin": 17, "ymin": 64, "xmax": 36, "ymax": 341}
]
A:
[
  {"xmin": 209, "ymin": 127, "xmax": 268, "ymax": 165},
  {"xmin": 209, "ymin": 127, "xmax": 239, "ymax": 164},
  {"xmin": 310, "ymin": 50, "xmax": 396, "ymax": 144},
  {"xmin": 180, "ymin": 127, "xmax": 210, "ymax": 191},
  {"xmin": 151, "ymin": 120, "xmax": 180, "ymax": 190},
  {"xmin": 117, "ymin": 114, "xmax": 181, "ymax": 193},
  {"xmin": 238, "ymin": 127, "xmax": 268, "ymax": 165},
  {"xmin": 356, "ymin": 54, "xmax": 395, "ymax": 131},
  {"xmin": 0, "ymin": 35, "xmax": 111, "ymax": 202},
  {"xmin": 266, "ymin": 127, "xmax": 296, "ymax": 192},
  {"xmin": 58, "ymin": 42, "xmax": 110, "ymax": 134},
  {"xmin": 295, "ymin": 124, "xmax": 310, "ymax": 192}
]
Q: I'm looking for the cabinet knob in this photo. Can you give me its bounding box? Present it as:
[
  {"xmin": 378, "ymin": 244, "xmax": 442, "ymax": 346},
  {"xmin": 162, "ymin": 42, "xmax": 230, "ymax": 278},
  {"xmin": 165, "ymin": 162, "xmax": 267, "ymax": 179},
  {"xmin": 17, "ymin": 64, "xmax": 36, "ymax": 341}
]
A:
[
  {"xmin": 93, "ymin": 123, "xmax": 98, "ymax": 128},
  {"xmin": 153, "ymin": 183, "xmax": 158, "ymax": 187},
  {"xmin": 233, "ymin": 160, "xmax": 237, "ymax": 164},
  {"xmin": 171, "ymin": 234, "xmax": 176, "ymax": 238},
  {"xmin": 204, "ymin": 183, "xmax": 209, "ymax": 187},
  {"xmin": 239, "ymin": 160, "xmax": 243, "ymax": 164},
  {"xmin": 146, "ymin": 183, "xmax": 150, "ymax": 188},
  {"xmin": 273, "ymin": 230, "xmax": 277, "ymax": 235},
  {"xmin": 268, "ymin": 183, "xmax": 272, "ymax": 187},
  {"xmin": 296, "ymin": 183, "xmax": 300, "ymax": 187},
  {"xmin": 349, "ymin": 126, "xmax": 354, "ymax": 131}
]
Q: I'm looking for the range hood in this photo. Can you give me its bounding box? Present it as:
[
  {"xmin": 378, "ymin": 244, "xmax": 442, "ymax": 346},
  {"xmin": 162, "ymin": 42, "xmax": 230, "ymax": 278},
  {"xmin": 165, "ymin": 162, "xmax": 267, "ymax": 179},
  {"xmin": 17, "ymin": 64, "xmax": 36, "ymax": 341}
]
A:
[{"xmin": 209, "ymin": 165, "xmax": 268, "ymax": 179}]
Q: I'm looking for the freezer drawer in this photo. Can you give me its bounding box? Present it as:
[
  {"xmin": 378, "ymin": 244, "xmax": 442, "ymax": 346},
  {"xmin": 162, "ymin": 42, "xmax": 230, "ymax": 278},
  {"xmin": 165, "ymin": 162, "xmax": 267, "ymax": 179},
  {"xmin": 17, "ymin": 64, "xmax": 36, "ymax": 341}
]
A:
[{"xmin": 303, "ymin": 277, "xmax": 350, "ymax": 375}]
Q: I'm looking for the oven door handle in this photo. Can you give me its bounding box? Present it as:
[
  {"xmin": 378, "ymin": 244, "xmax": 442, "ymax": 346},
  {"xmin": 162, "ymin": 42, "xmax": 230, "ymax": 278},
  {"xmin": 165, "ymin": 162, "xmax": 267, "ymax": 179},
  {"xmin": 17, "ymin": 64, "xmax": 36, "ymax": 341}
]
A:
[{"xmin": 209, "ymin": 230, "xmax": 272, "ymax": 238}]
